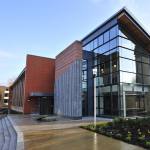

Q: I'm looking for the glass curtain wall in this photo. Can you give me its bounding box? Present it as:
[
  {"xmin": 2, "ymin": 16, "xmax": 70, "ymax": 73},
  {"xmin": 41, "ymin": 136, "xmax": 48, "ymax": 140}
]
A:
[
  {"xmin": 83, "ymin": 25, "xmax": 120, "ymax": 116},
  {"xmin": 119, "ymin": 27, "xmax": 150, "ymax": 116},
  {"xmin": 82, "ymin": 24, "xmax": 150, "ymax": 117}
]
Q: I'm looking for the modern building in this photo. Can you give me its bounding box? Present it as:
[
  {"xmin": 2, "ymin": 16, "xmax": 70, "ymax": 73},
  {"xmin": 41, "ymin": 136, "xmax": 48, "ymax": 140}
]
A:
[
  {"xmin": 82, "ymin": 8, "xmax": 150, "ymax": 117},
  {"xmin": 9, "ymin": 7, "xmax": 150, "ymax": 118},
  {"xmin": 9, "ymin": 55, "xmax": 55, "ymax": 114}
]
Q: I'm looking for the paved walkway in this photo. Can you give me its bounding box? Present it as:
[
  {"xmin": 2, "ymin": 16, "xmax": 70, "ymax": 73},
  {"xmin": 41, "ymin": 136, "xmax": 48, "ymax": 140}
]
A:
[
  {"xmin": 8, "ymin": 115, "xmax": 145, "ymax": 150},
  {"xmin": 0, "ymin": 116, "xmax": 17, "ymax": 150}
]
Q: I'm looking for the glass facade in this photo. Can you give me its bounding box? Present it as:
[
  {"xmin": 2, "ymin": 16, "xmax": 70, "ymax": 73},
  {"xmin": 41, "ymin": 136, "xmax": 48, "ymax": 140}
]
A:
[{"xmin": 82, "ymin": 24, "xmax": 150, "ymax": 117}]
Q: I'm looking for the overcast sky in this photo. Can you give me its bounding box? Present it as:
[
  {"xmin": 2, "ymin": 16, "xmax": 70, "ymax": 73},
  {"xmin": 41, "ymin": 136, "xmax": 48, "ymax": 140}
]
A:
[{"xmin": 0, "ymin": 0, "xmax": 150, "ymax": 85}]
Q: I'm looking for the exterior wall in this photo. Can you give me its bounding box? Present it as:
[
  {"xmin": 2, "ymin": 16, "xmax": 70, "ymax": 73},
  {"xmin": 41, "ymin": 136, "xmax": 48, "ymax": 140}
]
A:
[
  {"xmin": 54, "ymin": 41, "xmax": 83, "ymax": 118},
  {"xmin": 9, "ymin": 73, "xmax": 25, "ymax": 112},
  {"xmin": 24, "ymin": 55, "xmax": 55, "ymax": 113}
]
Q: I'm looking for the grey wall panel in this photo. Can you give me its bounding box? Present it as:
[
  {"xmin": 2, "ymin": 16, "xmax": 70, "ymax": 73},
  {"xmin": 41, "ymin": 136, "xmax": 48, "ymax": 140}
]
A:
[{"xmin": 54, "ymin": 60, "xmax": 82, "ymax": 118}]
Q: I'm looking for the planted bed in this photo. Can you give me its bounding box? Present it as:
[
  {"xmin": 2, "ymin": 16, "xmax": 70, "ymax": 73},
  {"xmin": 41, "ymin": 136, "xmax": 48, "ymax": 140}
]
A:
[{"xmin": 81, "ymin": 117, "xmax": 150, "ymax": 149}]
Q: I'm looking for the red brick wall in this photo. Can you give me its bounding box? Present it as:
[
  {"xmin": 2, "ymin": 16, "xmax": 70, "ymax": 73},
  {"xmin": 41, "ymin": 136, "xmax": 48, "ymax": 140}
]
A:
[
  {"xmin": 55, "ymin": 41, "xmax": 82, "ymax": 79},
  {"xmin": 24, "ymin": 55, "xmax": 55, "ymax": 113}
]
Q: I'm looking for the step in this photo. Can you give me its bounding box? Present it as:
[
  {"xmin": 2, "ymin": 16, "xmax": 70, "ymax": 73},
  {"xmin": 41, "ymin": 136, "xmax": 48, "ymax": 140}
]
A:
[
  {"xmin": 0, "ymin": 118, "xmax": 5, "ymax": 149},
  {"xmin": 2, "ymin": 118, "xmax": 10, "ymax": 150},
  {"xmin": 5, "ymin": 117, "xmax": 17, "ymax": 150}
]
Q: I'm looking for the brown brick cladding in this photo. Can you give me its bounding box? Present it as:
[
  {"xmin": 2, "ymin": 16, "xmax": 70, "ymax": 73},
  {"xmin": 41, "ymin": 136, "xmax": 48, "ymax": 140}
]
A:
[
  {"xmin": 55, "ymin": 41, "xmax": 82, "ymax": 79},
  {"xmin": 24, "ymin": 55, "xmax": 55, "ymax": 113}
]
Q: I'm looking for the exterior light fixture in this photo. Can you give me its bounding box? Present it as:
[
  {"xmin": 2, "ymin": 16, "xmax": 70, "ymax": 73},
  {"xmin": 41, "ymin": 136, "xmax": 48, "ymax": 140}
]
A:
[{"xmin": 93, "ymin": 68, "xmax": 97, "ymax": 126}]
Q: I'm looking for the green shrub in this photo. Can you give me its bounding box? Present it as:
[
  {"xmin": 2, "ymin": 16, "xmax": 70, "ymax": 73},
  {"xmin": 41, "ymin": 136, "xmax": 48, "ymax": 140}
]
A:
[
  {"xmin": 125, "ymin": 136, "xmax": 131, "ymax": 142},
  {"xmin": 146, "ymin": 141, "xmax": 150, "ymax": 147}
]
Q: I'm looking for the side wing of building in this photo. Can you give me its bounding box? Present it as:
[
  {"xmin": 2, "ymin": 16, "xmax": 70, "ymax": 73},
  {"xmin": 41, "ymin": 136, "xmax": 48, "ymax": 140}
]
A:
[{"xmin": 54, "ymin": 41, "xmax": 83, "ymax": 118}]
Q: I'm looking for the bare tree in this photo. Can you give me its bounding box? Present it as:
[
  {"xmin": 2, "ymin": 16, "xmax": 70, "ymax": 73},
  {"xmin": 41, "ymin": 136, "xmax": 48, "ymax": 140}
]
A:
[{"xmin": 7, "ymin": 77, "xmax": 16, "ymax": 87}]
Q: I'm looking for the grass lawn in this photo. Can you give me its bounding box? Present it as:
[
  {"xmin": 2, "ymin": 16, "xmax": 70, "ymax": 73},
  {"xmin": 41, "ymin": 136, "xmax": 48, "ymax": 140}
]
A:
[{"xmin": 81, "ymin": 117, "xmax": 150, "ymax": 149}]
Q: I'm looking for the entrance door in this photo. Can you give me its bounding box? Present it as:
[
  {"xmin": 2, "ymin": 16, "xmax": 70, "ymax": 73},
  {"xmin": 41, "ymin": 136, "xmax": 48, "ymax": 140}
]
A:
[
  {"xmin": 40, "ymin": 97, "xmax": 50, "ymax": 115},
  {"xmin": 39, "ymin": 97, "xmax": 54, "ymax": 115}
]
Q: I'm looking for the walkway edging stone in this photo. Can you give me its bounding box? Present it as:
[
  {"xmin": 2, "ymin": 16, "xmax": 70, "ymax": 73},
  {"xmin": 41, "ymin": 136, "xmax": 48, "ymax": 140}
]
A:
[{"xmin": 7, "ymin": 116, "xmax": 24, "ymax": 150}]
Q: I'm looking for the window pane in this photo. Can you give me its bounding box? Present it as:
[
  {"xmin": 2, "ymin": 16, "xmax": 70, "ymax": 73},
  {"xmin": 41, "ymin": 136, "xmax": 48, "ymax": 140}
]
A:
[
  {"xmin": 120, "ymin": 72, "xmax": 136, "ymax": 83},
  {"xmin": 93, "ymin": 38, "xmax": 98, "ymax": 49},
  {"xmin": 110, "ymin": 48, "xmax": 119, "ymax": 60},
  {"xmin": 98, "ymin": 35, "xmax": 103, "ymax": 46},
  {"xmin": 112, "ymin": 72, "xmax": 118, "ymax": 84},
  {"xmin": 110, "ymin": 38, "xmax": 117, "ymax": 50},
  {"xmin": 110, "ymin": 26, "xmax": 118, "ymax": 39},
  {"xmin": 82, "ymin": 60, "xmax": 87, "ymax": 70},
  {"xmin": 136, "ymin": 62, "xmax": 142, "ymax": 74},
  {"xmin": 83, "ymin": 44, "xmax": 90, "ymax": 51},
  {"xmin": 119, "ymin": 48, "xmax": 135, "ymax": 60},
  {"xmin": 112, "ymin": 60, "xmax": 118, "ymax": 72},
  {"xmin": 119, "ymin": 37, "xmax": 135, "ymax": 50},
  {"xmin": 100, "ymin": 51, "xmax": 110, "ymax": 63},
  {"xmin": 143, "ymin": 76, "xmax": 150, "ymax": 85},
  {"xmin": 100, "ymin": 75, "xmax": 111, "ymax": 85},
  {"xmin": 94, "ymin": 48, "xmax": 99, "ymax": 57},
  {"xmin": 99, "ymin": 42, "xmax": 109, "ymax": 54},
  {"xmin": 100, "ymin": 62, "xmax": 110, "ymax": 75},
  {"xmin": 104, "ymin": 31, "xmax": 109, "ymax": 43},
  {"xmin": 142, "ymin": 63, "xmax": 150, "ymax": 75},
  {"xmin": 142, "ymin": 56, "xmax": 150, "ymax": 64},
  {"xmin": 136, "ymin": 74, "xmax": 142, "ymax": 84},
  {"xmin": 90, "ymin": 41, "xmax": 94, "ymax": 51},
  {"xmin": 120, "ymin": 58, "xmax": 136, "ymax": 73}
]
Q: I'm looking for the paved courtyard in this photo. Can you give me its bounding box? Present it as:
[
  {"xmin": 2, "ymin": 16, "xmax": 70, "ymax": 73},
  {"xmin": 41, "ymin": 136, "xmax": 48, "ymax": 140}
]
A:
[{"xmin": 8, "ymin": 115, "xmax": 145, "ymax": 150}]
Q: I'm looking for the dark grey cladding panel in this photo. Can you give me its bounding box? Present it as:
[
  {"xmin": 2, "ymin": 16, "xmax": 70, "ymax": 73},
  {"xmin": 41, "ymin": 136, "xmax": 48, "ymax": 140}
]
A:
[
  {"xmin": 83, "ymin": 50, "xmax": 94, "ymax": 116},
  {"xmin": 54, "ymin": 60, "xmax": 82, "ymax": 118},
  {"xmin": 82, "ymin": 18, "xmax": 117, "ymax": 46}
]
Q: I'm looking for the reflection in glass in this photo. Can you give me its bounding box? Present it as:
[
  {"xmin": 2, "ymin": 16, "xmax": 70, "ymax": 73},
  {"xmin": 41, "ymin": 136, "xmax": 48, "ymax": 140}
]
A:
[
  {"xmin": 119, "ymin": 47, "xmax": 135, "ymax": 60},
  {"xmin": 98, "ymin": 35, "xmax": 103, "ymax": 46},
  {"xmin": 142, "ymin": 63, "xmax": 150, "ymax": 76},
  {"xmin": 119, "ymin": 37, "xmax": 135, "ymax": 50},
  {"xmin": 104, "ymin": 31, "xmax": 109, "ymax": 43},
  {"xmin": 120, "ymin": 58, "xmax": 136, "ymax": 73},
  {"xmin": 120, "ymin": 71, "xmax": 136, "ymax": 83},
  {"xmin": 99, "ymin": 43, "xmax": 109, "ymax": 54},
  {"xmin": 110, "ymin": 38, "xmax": 117, "ymax": 50},
  {"xmin": 93, "ymin": 38, "xmax": 98, "ymax": 49},
  {"xmin": 110, "ymin": 25, "xmax": 118, "ymax": 39}
]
